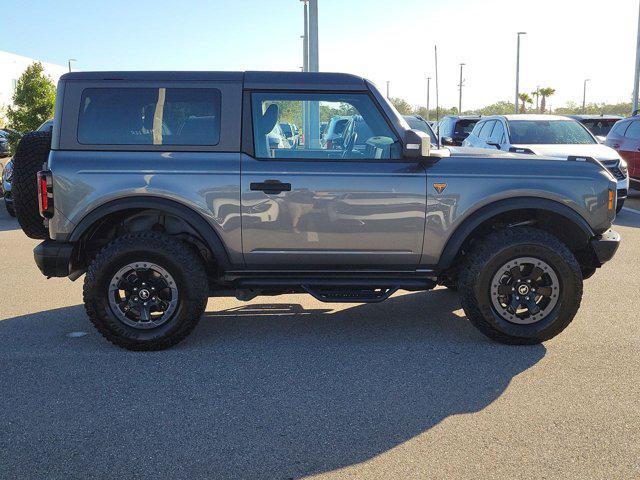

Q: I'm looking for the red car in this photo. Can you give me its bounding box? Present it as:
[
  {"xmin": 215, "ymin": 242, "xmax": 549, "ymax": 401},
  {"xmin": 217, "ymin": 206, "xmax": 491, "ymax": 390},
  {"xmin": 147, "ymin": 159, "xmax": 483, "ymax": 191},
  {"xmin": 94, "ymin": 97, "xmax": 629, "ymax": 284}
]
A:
[{"xmin": 605, "ymin": 117, "xmax": 640, "ymax": 188}]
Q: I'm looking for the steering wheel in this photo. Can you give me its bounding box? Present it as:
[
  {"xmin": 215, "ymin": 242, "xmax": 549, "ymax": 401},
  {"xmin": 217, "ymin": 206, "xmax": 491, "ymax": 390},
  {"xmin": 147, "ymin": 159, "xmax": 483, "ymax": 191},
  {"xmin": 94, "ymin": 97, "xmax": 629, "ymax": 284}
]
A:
[{"xmin": 341, "ymin": 131, "xmax": 358, "ymax": 159}]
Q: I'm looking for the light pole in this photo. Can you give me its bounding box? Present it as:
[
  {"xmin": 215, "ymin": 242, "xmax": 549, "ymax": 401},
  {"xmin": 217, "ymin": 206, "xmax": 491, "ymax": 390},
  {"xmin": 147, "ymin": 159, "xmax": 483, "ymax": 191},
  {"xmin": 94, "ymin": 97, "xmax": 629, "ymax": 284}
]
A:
[
  {"xmin": 67, "ymin": 58, "xmax": 77, "ymax": 73},
  {"xmin": 307, "ymin": 0, "xmax": 319, "ymax": 147},
  {"xmin": 633, "ymin": 1, "xmax": 640, "ymax": 115},
  {"xmin": 386, "ymin": 80, "xmax": 390, "ymax": 99},
  {"xmin": 426, "ymin": 76, "xmax": 431, "ymax": 121},
  {"xmin": 300, "ymin": 1, "xmax": 308, "ymax": 72},
  {"xmin": 458, "ymin": 63, "xmax": 465, "ymax": 114},
  {"xmin": 582, "ymin": 79, "xmax": 590, "ymax": 113},
  {"xmin": 515, "ymin": 32, "xmax": 526, "ymax": 114}
]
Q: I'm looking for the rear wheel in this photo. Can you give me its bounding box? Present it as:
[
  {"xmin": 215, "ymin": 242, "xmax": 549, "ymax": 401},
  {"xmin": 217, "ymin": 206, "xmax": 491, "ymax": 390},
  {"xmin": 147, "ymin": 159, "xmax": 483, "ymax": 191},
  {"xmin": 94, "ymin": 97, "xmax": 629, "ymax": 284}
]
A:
[
  {"xmin": 459, "ymin": 227, "xmax": 583, "ymax": 344},
  {"xmin": 12, "ymin": 131, "xmax": 51, "ymax": 239},
  {"xmin": 83, "ymin": 232, "xmax": 209, "ymax": 351}
]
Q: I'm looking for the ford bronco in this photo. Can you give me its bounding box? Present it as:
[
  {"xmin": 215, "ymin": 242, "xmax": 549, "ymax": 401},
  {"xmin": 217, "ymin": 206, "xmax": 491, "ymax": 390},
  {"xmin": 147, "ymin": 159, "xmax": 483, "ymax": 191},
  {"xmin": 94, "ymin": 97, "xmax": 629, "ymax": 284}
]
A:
[{"xmin": 11, "ymin": 71, "xmax": 620, "ymax": 350}]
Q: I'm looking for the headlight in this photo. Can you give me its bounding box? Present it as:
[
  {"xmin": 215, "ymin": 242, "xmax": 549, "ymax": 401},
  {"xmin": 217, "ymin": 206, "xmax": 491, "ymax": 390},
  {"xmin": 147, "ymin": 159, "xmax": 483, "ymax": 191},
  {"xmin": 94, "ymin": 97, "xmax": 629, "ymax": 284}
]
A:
[
  {"xmin": 2, "ymin": 162, "xmax": 13, "ymax": 182},
  {"xmin": 619, "ymin": 158, "xmax": 628, "ymax": 176}
]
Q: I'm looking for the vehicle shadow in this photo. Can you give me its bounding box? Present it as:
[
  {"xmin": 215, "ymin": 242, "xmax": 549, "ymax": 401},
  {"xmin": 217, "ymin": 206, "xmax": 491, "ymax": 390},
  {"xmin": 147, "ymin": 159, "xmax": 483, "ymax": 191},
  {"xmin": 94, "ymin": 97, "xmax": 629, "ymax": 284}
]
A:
[
  {"xmin": 0, "ymin": 290, "xmax": 545, "ymax": 479},
  {"xmin": 0, "ymin": 205, "xmax": 19, "ymax": 231},
  {"xmin": 614, "ymin": 207, "xmax": 640, "ymax": 228}
]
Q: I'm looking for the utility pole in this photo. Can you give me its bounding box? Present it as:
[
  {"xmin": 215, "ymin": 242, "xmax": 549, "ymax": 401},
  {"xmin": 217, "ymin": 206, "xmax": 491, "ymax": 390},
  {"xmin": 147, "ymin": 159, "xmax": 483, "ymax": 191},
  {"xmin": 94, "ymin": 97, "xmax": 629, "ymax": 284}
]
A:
[
  {"xmin": 515, "ymin": 32, "xmax": 526, "ymax": 114},
  {"xmin": 582, "ymin": 79, "xmax": 590, "ymax": 113},
  {"xmin": 633, "ymin": 0, "xmax": 640, "ymax": 115},
  {"xmin": 426, "ymin": 77, "xmax": 431, "ymax": 121},
  {"xmin": 458, "ymin": 63, "xmax": 465, "ymax": 114},
  {"xmin": 307, "ymin": 0, "xmax": 320, "ymax": 147},
  {"xmin": 300, "ymin": 1, "xmax": 308, "ymax": 72},
  {"xmin": 386, "ymin": 81, "xmax": 390, "ymax": 99},
  {"xmin": 67, "ymin": 58, "xmax": 76, "ymax": 73},
  {"xmin": 300, "ymin": 1, "xmax": 309, "ymax": 148}
]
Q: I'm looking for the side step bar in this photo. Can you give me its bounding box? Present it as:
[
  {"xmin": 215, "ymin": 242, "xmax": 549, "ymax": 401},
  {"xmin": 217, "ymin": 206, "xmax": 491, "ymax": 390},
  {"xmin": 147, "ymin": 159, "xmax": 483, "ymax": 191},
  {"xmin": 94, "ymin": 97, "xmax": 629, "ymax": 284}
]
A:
[
  {"xmin": 302, "ymin": 286, "xmax": 398, "ymax": 303},
  {"xmin": 228, "ymin": 277, "xmax": 437, "ymax": 304}
]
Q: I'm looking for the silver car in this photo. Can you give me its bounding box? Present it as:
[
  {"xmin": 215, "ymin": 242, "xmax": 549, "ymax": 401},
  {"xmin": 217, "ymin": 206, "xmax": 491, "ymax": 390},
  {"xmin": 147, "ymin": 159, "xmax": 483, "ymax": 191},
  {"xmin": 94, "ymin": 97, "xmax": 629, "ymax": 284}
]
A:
[{"xmin": 463, "ymin": 114, "xmax": 629, "ymax": 212}]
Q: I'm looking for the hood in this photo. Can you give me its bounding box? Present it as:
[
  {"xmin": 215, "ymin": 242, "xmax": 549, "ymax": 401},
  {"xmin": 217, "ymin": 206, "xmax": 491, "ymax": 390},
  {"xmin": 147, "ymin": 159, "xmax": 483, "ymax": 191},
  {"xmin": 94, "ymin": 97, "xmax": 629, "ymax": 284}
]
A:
[{"xmin": 513, "ymin": 143, "xmax": 621, "ymax": 162}]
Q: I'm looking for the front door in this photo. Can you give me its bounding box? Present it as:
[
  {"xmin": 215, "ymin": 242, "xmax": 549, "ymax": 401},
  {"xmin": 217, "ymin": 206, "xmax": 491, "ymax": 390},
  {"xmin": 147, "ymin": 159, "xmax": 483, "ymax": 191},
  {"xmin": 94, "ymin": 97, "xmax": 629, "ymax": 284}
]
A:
[{"xmin": 241, "ymin": 91, "xmax": 427, "ymax": 268}]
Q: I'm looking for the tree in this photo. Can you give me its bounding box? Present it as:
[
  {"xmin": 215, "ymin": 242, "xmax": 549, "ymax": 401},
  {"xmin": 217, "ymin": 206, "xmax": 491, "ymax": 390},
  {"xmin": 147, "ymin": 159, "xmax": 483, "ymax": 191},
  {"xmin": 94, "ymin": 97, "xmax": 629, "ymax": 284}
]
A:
[
  {"xmin": 6, "ymin": 62, "xmax": 56, "ymax": 150},
  {"xmin": 518, "ymin": 93, "xmax": 533, "ymax": 113},
  {"xmin": 531, "ymin": 88, "xmax": 541, "ymax": 112},
  {"xmin": 390, "ymin": 97, "xmax": 413, "ymax": 115},
  {"xmin": 538, "ymin": 87, "xmax": 556, "ymax": 114},
  {"xmin": 470, "ymin": 101, "xmax": 516, "ymax": 116}
]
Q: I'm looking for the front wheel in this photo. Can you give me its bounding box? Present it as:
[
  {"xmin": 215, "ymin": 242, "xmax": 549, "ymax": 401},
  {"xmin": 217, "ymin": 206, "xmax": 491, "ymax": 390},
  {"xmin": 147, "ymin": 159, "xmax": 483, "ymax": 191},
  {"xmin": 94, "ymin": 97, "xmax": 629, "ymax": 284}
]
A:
[
  {"xmin": 458, "ymin": 227, "xmax": 583, "ymax": 345},
  {"xmin": 5, "ymin": 199, "xmax": 15, "ymax": 217},
  {"xmin": 83, "ymin": 232, "xmax": 209, "ymax": 351}
]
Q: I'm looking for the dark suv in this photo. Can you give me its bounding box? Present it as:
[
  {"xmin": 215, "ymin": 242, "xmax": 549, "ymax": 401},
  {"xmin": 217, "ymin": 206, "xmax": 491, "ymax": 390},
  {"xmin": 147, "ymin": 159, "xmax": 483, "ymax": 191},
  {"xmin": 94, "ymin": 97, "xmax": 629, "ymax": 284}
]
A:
[
  {"xmin": 567, "ymin": 115, "xmax": 622, "ymax": 142},
  {"xmin": 9, "ymin": 71, "xmax": 620, "ymax": 350},
  {"xmin": 437, "ymin": 115, "xmax": 480, "ymax": 146}
]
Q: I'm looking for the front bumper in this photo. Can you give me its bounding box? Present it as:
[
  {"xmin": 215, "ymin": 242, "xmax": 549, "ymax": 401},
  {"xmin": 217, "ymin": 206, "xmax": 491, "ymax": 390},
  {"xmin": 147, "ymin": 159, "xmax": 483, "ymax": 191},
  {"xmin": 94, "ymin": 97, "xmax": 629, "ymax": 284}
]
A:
[
  {"xmin": 34, "ymin": 240, "xmax": 74, "ymax": 277},
  {"xmin": 590, "ymin": 229, "xmax": 620, "ymax": 265}
]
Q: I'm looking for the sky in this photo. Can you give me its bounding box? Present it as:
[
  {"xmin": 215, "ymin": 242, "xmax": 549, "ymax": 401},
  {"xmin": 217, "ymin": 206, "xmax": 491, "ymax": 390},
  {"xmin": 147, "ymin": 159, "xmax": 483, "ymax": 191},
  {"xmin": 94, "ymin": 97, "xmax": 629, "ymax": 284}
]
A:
[{"xmin": 2, "ymin": 0, "xmax": 638, "ymax": 110}]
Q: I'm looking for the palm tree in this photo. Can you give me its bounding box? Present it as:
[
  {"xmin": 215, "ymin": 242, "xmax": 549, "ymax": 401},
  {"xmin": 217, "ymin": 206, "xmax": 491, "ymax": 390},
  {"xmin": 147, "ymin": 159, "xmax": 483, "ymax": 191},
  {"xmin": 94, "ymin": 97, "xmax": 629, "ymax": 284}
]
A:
[
  {"xmin": 518, "ymin": 93, "xmax": 533, "ymax": 113},
  {"xmin": 539, "ymin": 87, "xmax": 556, "ymax": 113},
  {"xmin": 532, "ymin": 88, "xmax": 541, "ymax": 112}
]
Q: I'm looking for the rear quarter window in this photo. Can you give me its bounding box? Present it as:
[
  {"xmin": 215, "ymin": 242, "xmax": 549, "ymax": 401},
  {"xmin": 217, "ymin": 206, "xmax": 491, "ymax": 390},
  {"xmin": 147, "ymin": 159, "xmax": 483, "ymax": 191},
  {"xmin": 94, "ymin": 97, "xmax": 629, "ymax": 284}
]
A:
[
  {"xmin": 77, "ymin": 87, "xmax": 221, "ymax": 146},
  {"xmin": 610, "ymin": 121, "xmax": 630, "ymax": 137}
]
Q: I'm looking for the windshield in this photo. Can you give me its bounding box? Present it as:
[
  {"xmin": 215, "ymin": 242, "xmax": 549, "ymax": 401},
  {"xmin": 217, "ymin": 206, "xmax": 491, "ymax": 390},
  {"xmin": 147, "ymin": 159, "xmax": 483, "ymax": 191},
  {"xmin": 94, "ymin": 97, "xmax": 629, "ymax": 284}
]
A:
[
  {"xmin": 404, "ymin": 116, "xmax": 436, "ymax": 141},
  {"xmin": 454, "ymin": 119, "xmax": 478, "ymax": 136},
  {"xmin": 508, "ymin": 120, "xmax": 595, "ymax": 144},
  {"xmin": 580, "ymin": 119, "xmax": 618, "ymax": 137}
]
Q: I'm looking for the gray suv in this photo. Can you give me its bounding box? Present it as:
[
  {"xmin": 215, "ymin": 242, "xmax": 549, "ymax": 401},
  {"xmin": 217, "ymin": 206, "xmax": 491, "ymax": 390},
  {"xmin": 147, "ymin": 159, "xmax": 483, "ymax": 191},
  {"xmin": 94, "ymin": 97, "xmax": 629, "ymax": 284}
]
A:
[{"xmin": 11, "ymin": 71, "xmax": 620, "ymax": 350}]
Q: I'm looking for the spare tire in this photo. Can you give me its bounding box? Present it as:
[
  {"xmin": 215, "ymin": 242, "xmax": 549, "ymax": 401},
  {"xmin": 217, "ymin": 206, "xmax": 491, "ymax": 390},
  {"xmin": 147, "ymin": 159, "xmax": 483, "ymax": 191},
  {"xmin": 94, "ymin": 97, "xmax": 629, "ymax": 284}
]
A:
[{"xmin": 12, "ymin": 130, "xmax": 52, "ymax": 239}]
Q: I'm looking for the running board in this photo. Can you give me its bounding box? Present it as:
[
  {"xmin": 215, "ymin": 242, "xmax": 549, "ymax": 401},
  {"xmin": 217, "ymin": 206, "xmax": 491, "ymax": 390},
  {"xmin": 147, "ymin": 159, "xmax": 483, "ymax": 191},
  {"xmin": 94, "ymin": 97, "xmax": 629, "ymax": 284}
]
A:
[
  {"xmin": 302, "ymin": 285, "xmax": 397, "ymax": 303},
  {"xmin": 229, "ymin": 277, "xmax": 436, "ymax": 304}
]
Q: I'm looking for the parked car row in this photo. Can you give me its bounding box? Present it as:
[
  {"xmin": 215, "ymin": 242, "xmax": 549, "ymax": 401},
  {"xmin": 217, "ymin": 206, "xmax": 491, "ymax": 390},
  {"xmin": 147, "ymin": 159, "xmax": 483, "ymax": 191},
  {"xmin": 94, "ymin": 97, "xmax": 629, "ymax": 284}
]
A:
[{"xmin": 460, "ymin": 114, "xmax": 629, "ymax": 211}]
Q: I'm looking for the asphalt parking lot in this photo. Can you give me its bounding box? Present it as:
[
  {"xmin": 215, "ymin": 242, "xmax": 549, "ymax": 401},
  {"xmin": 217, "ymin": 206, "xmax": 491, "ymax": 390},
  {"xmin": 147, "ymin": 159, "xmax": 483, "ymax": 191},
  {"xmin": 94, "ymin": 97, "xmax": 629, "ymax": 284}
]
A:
[{"xmin": 0, "ymin": 196, "xmax": 639, "ymax": 480}]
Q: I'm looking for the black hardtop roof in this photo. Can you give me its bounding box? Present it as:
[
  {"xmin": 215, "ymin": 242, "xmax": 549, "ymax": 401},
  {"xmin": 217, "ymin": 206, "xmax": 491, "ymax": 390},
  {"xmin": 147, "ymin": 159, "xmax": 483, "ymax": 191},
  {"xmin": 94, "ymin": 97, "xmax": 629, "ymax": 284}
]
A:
[
  {"xmin": 60, "ymin": 71, "xmax": 369, "ymax": 91},
  {"xmin": 566, "ymin": 114, "xmax": 623, "ymax": 120},
  {"xmin": 443, "ymin": 115, "xmax": 481, "ymax": 120}
]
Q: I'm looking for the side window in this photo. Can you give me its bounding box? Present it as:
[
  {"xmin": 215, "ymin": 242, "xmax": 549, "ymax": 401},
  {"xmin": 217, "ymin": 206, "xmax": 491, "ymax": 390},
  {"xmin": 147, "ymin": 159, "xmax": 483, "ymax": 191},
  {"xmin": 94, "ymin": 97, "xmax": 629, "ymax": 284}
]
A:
[
  {"xmin": 439, "ymin": 118, "xmax": 451, "ymax": 136},
  {"xmin": 624, "ymin": 120, "xmax": 640, "ymax": 140},
  {"xmin": 611, "ymin": 121, "xmax": 630, "ymax": 137},
  {"xmin": 251, "ymin": 92, "xmax": 400, "ymax": 160},
  {"xmin": 78, "ymin": 87, "xmax": 221, "ymax": 146},
  {"xmin": 470, "ymin": 121, "xmax": 483, "ymax": 137},
  {"xmin": 478, "ymin": 120, "xmax": 495, "ymax": 140},
  {"xmin": 489, "ymin": 121, "xmax": 505, "ymax": 143}
]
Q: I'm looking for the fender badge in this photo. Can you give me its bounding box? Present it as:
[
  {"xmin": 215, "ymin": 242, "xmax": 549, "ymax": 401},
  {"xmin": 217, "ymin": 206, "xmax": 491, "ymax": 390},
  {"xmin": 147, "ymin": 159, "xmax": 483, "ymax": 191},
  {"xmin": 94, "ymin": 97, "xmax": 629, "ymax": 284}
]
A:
[{"xmin": 433, "ymin": 182, "xmax": 447, "ymax": 194}]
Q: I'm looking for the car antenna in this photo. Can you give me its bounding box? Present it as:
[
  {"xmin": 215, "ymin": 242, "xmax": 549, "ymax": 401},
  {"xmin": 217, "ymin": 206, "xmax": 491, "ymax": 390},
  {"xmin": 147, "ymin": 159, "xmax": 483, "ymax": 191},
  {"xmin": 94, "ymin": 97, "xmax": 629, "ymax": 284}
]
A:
[{"xmin": 435, "ymin": 44, "xmax": 441, "ymax": 149}]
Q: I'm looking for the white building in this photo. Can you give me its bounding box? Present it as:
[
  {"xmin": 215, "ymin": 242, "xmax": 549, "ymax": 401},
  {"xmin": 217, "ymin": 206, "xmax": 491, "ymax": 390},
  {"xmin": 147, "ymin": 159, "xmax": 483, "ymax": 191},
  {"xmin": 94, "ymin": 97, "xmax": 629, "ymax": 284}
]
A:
[{"xmin": 0, "ymin": 50, "xmax": 67, "ymax": 109}]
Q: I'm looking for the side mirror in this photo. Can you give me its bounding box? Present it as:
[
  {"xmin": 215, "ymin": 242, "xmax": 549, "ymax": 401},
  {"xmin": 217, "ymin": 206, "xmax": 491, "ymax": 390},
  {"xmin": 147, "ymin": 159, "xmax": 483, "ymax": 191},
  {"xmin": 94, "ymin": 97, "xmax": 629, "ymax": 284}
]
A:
[
  {"xmin": 442, "ymin": 136, "xmax": 455, "ymax": 146},
  {"xmin": 486, "ymin": 140, "xmax": 501, "ymax": 150},
  {"xmin": 404, "ymin": 129, "xmax": 431, "ymax": 159}
]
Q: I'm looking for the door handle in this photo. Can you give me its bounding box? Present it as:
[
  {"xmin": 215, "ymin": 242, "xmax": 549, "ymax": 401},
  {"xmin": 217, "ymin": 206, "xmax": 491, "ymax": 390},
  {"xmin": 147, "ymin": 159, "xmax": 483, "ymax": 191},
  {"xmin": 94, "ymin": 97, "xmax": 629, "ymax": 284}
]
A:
[{"xmin": 250, "ymin": 180, "xmax": 291, "ymax": 194}]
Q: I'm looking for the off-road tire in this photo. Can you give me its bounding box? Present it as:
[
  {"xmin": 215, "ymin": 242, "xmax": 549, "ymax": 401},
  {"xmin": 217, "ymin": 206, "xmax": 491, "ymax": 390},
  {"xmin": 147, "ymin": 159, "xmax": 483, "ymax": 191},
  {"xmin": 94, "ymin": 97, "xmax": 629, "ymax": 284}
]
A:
[
  {"xmin": 12, "ymin": 130, "xmax": 51, "ymax": 239},
  {"xmin": 83, "ymin": 232, "xmax": 209, "ymax": 351},
  {"xmin": 458, "ymin": 227, "xmax": 583, "ymax": 345}
]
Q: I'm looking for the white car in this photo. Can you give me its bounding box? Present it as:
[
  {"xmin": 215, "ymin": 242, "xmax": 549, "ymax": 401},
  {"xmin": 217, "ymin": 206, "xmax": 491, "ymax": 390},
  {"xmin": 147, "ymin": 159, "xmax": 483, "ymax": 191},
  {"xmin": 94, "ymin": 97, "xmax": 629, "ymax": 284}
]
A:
[{"xmin": 463, "ymin": 114, "xmax": 629, "ymax": 212}]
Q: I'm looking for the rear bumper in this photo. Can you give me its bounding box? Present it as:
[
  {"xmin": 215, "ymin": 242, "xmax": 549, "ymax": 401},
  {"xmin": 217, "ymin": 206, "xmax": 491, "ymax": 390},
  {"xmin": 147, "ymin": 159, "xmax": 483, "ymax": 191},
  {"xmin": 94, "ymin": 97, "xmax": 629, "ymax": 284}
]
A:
[
  {"xmin": 33, "ymin": 240, "xmax": 74, "ymax": 277},
  {"xmin": 590, "ymin": 229, "xmax": 620, "ymax": 265}
]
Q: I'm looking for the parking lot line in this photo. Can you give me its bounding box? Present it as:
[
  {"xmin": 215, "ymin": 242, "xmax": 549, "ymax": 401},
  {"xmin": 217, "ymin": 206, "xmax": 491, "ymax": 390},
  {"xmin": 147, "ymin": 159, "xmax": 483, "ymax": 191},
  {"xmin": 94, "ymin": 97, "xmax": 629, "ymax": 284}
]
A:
[{"xmin": 622, "ymin": 206, "xmax": 640, "ymax": 215}]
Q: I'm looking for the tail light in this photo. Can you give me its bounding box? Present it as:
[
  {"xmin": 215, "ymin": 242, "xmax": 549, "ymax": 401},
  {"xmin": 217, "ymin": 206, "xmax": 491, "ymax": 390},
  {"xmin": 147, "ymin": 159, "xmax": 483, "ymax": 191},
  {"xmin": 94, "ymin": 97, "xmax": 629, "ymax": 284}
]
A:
[{"xmin": 37, "ymin": 170, "xmax": 54, "ymax": 218}]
